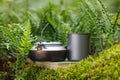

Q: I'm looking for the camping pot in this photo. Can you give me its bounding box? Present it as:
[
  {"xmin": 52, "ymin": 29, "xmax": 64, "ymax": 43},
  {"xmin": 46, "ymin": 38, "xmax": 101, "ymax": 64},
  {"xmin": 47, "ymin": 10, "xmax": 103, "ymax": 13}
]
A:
[
  {"xmin": 68, "ymin": 33, "xmax": 90, "ymax": 61},
  {"xmin": 29, "ymin": 23, "xmax": 67, "ymax": 61}
]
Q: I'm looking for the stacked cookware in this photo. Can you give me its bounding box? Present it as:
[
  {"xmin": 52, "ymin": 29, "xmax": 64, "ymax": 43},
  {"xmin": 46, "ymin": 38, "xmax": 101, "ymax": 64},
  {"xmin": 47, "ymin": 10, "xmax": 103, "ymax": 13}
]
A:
[{"xmin": 29, "ymin": 23, "xmax": 90, "ymax": 62}]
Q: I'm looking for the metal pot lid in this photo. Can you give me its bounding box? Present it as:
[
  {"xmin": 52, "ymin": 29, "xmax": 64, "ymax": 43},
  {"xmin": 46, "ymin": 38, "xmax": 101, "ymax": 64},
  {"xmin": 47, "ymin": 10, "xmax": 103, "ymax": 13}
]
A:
[
  {"xmin": 31, "ymin": 41, "xmax": 66, "ymax": 51},
  {"xmin": 35, "ymin": 41, "xmax": 62, "ymax": 45},
  {"xmin": 30, "ymin": 46, "xmax": 66, "ymax": 51},
  {"xmin": 42, "ymin": 46, "xmax": 66, "ymax": 51}
]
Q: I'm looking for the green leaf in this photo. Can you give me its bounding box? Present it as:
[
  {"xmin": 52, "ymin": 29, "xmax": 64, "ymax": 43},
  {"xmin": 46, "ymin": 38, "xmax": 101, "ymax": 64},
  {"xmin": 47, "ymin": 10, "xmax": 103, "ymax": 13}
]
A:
[{"xmin": 0, "ymin": 26, "xmax": 17, "ymax": 43}]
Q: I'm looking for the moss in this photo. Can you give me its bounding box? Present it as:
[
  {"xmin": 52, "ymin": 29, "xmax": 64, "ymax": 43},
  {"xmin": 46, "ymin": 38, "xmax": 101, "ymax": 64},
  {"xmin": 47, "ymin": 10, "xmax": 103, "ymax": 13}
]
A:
[
  {"xmin": 21, "ymin": 44, "xmax": 120, "ymax": 80},
  {"xmin": 19, "ymin": 67, "xmax": 59, "ymax": 80}
]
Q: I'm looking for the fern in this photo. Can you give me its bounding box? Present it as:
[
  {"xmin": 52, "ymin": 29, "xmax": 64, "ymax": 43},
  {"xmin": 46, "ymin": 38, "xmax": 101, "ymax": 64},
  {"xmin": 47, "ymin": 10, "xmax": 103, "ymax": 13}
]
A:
[
  {"xmin": 0, "ymin": 26, "xmax": 17, "ymax": 43},
  {"xmin": 0, "ymin": 21, "xmax": 32, "ymax": 79},
  {"xmin": 18, "ymin": 20, "xmax": 32, "ymax": 56},
  {"xmin": 14, "ymin": 20, "xmax": 32, "ymax": 79}
]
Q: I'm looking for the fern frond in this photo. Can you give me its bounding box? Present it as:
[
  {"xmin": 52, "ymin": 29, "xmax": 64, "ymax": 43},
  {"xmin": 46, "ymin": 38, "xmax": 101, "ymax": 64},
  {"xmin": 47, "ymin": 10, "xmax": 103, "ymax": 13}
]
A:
[
  {"xmin": 0, "ymin": 26, "xmax": 17, "ymax": 43},
  {"xmin": 18, "ymin": 20, "xmax": 32, "ymax": 56}
]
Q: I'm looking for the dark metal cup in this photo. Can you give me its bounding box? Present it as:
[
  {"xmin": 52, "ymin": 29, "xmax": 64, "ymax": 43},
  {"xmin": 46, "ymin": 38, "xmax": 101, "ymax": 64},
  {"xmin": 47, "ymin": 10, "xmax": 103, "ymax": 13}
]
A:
[{"xmin": 68, "ymin": 33, "xmax": 90, "ymax": 61}]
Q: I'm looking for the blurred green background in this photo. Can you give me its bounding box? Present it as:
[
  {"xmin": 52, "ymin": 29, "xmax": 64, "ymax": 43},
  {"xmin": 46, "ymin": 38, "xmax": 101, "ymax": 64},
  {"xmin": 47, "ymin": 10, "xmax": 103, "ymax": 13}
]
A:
[{"xmin": 0, "ymin": 0, "xmax": 120, "ymax": 12}]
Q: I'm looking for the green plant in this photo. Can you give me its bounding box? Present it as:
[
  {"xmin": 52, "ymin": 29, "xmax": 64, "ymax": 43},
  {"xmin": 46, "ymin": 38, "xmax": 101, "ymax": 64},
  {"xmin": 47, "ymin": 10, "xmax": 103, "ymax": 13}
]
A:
[
  {"xmin": 0, "ymin": 20, "xmax": 32, "ymax": 79},
  {"xmin": 36, "ymin": 0, "xmax": 116, "ymax": 51},
  {"xmin": 0, "ymin": 72, "xmax": 7, "ymax": 80},
  {"xmin": 112, "ymin": 9, "xmax": 120, "ymax": 42},
  {"xmin": 0, "ymin": 25, "xmax": 18, "ymax": 59},
  {"xmin": 21, "ymin": 44, "xmax": 120, "ymax": 80},
  {"xmin": 0, "ymin": 0, "xmax": 120, "ymax": 79},
  {"xmin": 14, "ymin": 20, "xmax": 32, "ymax": 79}
]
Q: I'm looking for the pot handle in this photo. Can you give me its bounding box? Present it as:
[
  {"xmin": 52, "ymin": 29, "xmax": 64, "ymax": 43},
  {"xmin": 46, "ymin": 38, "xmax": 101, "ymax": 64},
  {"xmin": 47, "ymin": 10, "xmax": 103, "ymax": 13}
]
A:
[
  {"xmin": 41, "ymin": 23, "xmax": 57, "ymax": 41},
  {"xmin": 36, "ymin": 44, "xmax": 46, "ymax": 51}
]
